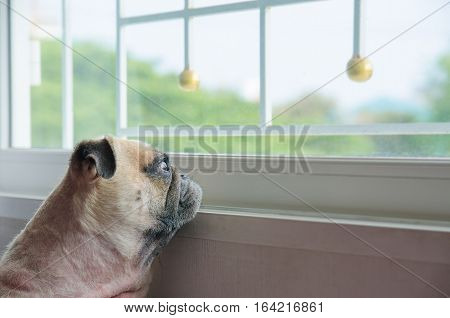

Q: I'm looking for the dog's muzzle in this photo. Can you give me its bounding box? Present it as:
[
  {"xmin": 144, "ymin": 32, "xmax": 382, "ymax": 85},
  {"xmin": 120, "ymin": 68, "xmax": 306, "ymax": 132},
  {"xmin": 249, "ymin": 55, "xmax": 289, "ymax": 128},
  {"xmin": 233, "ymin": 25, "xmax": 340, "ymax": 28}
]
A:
[{"xmin": 178, "ymin": 174, "xmax": 202, "ymax": 222}]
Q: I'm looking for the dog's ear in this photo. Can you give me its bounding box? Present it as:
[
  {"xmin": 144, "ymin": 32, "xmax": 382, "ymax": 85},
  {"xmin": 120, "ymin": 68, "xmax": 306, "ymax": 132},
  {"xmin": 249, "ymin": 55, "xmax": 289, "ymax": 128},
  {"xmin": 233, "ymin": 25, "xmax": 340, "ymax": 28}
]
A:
[{"xmin": 70, "ymin": 137, "xmax": 116, "ymax": 181}]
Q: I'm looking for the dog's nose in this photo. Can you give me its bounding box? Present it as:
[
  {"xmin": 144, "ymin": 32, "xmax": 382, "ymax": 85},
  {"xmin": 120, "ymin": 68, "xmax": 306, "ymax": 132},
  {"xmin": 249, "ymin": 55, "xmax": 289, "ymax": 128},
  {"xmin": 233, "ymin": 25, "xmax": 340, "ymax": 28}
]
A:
[{"xmin": 181, "ymin": 174, "xmax": 187, "ymax": 179}]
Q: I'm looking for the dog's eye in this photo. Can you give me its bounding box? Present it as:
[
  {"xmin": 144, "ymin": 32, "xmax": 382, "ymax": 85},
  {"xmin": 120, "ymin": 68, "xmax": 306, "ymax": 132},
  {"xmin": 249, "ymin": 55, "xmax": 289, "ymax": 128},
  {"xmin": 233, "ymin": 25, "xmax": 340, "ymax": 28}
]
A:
[{"xmin": 160, "ymin": 161, "xmax": 170, "ymax": 172}]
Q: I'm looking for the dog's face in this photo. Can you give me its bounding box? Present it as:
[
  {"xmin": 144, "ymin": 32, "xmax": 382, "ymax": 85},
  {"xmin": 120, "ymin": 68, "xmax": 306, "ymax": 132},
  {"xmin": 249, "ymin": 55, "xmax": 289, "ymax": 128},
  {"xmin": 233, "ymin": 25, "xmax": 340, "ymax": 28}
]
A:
[{"xmin": 70, "ymin": 136, "xmax": 202, "ymax": 267}]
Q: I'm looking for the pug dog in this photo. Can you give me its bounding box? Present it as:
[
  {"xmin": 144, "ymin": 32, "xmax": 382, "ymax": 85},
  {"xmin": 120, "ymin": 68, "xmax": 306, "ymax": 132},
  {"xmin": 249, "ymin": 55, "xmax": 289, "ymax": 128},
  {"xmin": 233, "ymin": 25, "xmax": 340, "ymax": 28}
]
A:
[{"xmin": 0, "ymin": 136, "xmax": 202, "ymax": 297}]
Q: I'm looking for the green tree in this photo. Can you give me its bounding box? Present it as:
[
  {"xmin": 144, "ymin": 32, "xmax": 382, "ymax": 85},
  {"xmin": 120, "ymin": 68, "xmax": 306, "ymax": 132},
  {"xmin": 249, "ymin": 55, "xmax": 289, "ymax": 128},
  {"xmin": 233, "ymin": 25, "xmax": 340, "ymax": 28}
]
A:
[
  {"xmin": 273, "ymin": 94, "xmax": 339, "ymax": 125},
  {"xmin": 426, "ymin": 53, "xmax": 450, "ymax": 121},
  {"xmin": 31, "ymin": 40, "xmax": 261, "ymax": 148}
]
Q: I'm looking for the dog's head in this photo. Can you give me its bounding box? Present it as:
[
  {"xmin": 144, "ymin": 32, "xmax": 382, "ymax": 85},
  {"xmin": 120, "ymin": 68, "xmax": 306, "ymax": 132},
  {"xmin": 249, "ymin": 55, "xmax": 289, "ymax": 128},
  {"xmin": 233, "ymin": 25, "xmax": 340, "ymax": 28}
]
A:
[{"xmin": 69, "ymin": 136, "xmax": 202, "ymax": 266}]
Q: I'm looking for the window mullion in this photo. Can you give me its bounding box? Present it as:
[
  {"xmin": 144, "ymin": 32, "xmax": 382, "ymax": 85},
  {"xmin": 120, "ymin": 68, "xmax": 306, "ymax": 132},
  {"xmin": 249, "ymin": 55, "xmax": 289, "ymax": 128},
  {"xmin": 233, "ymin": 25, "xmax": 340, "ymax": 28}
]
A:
[
  {"xmin": 353, "ymin": 0, "xmax": 365, "ymax": 56},
  {"xmin": 0, "ymin": 0, "xmax": 11, "ymax": 149},
  {"xmin": 61, "ymin": 0, "xmax": 74, "ymax": 149},
  {"xmin": 116, "ymin": 0, "xmax": 128, "ymax": 135},
  {"xmin": 183, "ymin": 0, "xmax": 190, "ymax": 69},
  {"xmin": 10, "ymin": 0, "xmax": 31, "ymax": 148},
  {"xmin": 259, "ymin": 3, "xmax": 271, "ymax": 127}
]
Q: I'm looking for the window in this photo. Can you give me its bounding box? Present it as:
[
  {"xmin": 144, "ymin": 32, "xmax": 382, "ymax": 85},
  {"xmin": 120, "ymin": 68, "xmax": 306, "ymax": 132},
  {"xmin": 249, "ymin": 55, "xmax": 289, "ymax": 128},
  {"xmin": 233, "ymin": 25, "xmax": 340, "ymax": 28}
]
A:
[{"xmin": 2, "ymin": 0, "xmax": 450, "ymax": 158}]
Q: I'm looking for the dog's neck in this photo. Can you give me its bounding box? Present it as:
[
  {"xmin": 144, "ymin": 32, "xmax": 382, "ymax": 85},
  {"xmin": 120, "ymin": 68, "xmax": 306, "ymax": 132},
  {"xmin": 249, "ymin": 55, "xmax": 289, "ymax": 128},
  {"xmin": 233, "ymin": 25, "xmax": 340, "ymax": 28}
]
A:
[{"xmin": 0, "ymin": 175, "xmax": 150, "ymax": 297}]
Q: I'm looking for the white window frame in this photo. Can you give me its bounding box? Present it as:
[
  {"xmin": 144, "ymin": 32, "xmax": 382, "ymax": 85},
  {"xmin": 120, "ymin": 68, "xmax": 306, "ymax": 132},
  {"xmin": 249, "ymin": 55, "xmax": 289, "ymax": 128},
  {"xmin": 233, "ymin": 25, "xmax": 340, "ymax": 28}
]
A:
[
  {"xmin": 1, "ymin": 0, "xmax": 450, "ymax": 229},
  {"xmin": 0, "ymin": 0, "xmax": 10, "ymax": 149}
]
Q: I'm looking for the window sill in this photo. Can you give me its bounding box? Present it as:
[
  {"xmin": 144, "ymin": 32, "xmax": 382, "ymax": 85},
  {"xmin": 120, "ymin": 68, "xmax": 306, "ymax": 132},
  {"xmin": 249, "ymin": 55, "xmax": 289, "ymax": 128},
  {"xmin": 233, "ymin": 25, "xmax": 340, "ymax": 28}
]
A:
[
  {"xmin": 1, "ymin": 149, "xmax": 450, "ymax": 223},
  {"xmin": 1, "ymin": 194, "xmax": 449, "ymax": 266},
  {"xmin": 1, "ymin": 192, "xmax": 450, "ymax": 232}
]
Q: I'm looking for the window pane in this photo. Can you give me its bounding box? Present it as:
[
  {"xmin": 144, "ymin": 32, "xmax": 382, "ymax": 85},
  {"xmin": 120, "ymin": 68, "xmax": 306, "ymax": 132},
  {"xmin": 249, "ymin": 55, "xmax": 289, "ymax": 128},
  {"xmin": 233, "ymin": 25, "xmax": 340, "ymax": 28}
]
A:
[
  {"xmin": 364, "ymin": 0, "xmax": 450, "ymax": 124},
  {"xmin": 191, "ymin": 11, "xmax": 259, "ymax": 125},
  {"xmin": 126, "ymin": 10, "xmax": 259, "ymax": 127},
  {"xmin": 126, "ymin": 20, "xmax": 185, "ymax": 127},
  {"xmin": 11, "ymin": 0, "xmax": 62, "ymax": 148},
  {"xmin": 72, "ymin": 0, "xmax": 116, "ymax": 144},
  {"xmin": 270, "ymin": 0, "xmax": 353, "ymax": 125},
  {"xmin": 122, "ymin": 0, "xmax": 183, "ymax": 17},
  {"xmin": 269, "ymin": 0, "xmax": 450, "ymax": 157}
]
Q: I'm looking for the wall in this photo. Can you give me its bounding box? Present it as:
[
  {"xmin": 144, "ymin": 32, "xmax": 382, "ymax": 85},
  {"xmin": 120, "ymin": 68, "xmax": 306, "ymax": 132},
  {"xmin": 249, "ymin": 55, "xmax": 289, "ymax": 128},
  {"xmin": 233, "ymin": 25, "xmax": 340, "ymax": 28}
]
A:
[
  {"xmin": 1, "ymin": 212, "xmax": 449, "ymax": 297},
  {"xmin": 0, "ymin": 216, "xmax": 27, "ymax": 254},
  {"xmin": 147, "ymin": 212, "xmax": 450, "ymax": 297}
]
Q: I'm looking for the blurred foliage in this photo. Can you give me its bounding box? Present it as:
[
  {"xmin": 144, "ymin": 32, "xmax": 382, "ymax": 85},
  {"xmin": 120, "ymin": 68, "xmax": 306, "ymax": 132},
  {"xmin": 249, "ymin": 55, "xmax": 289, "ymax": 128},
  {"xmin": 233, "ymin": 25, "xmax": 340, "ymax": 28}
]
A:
[
  {"xmin": 425, "ymin": 53, "xmax": 450, "ymax": 121},
  {"xmin": 29, "ymin": 41, "xmax": 450, "ymax": 157},
  {"xmin": 273, "ymin": 94, "xmax": 340, "ymax": 125},
  {"xmin": 30, "ymin": 42, "xmax": 62, "ymax": 148}
]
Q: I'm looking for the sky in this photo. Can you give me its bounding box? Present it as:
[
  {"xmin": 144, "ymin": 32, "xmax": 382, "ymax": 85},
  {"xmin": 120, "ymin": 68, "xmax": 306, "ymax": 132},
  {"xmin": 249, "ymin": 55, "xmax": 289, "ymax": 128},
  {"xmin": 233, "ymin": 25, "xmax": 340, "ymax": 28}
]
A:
[{"xmin": 22, "ymin": 0, "xmax": 450, "ymax": 117}]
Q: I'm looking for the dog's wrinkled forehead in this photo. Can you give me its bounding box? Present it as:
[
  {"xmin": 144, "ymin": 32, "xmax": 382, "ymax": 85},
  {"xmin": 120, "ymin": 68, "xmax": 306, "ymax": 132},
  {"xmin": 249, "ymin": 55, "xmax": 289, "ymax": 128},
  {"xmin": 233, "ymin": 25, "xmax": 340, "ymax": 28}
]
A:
[{"xmin": 111, "ymin": 138, "xmax": 161, "ymax": 173}]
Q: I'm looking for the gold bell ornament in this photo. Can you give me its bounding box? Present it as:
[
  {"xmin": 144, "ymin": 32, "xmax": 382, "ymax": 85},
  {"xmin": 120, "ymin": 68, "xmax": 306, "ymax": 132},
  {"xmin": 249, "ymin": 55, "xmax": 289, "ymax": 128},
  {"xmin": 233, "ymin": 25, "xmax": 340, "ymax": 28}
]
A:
[
  {"xmin": 179, "ymin": 68, "xmax": 199, "ymax": 91},
  {"xmin": 346, "ymin": 55, "xmax": 373, "ymax": 82}
]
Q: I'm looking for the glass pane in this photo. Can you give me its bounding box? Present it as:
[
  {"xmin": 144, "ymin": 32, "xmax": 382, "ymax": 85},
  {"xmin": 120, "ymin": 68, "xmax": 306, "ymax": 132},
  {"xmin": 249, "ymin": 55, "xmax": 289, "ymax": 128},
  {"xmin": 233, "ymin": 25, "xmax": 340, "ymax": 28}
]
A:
[
  {"xmin": 72, "ymin": 0, "xmax": 116, "ymax": 144},
  {"xmin": 126, "ymin": 20, "xmax": 185, "ymax": 127},
  {"xmin": 269, "ymin": 0, "xmax": 450, "ymax": 157},
  {"xmin": 270, "ymin": 0, "xmax": 353, "ymax": 126},
  {"xmin": 11, "ymin": 0, "xmax": 62, "ymax": 148},
  {"xmin": 364, "ymin": 0, "xmax": 450, "ymax": 124},
  {"xmin": 126, "ymin": 10, "xmax": 259, "ymax": 127},
  {"xmin": 122, "ymin": 0, "xmax": 183, "ymax": 17},
  {"xmin": 191, "ymin": 10, "xmax": 259, "ymax": 125}
]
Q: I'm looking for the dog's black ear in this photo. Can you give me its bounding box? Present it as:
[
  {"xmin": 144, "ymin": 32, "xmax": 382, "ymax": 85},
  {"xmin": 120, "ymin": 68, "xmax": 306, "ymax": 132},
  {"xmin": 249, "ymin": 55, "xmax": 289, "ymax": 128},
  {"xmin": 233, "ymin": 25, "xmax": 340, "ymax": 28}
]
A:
[{"xmin": 70, "ymin": 137, "xmax": 116, "ymax": 181}]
